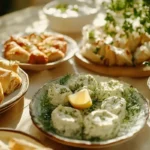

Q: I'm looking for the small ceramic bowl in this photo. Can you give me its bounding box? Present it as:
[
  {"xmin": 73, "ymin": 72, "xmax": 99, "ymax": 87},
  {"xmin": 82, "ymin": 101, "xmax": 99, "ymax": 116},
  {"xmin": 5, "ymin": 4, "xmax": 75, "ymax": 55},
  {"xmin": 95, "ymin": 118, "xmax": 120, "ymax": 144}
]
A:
[{"xmin": 43, "ymin": 0, "xmax": 99, "ymax": 33}]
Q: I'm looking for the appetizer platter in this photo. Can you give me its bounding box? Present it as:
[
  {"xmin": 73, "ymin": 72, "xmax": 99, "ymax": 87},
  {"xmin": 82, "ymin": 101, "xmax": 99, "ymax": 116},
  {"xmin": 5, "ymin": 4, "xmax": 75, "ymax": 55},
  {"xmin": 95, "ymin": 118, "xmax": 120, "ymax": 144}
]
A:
[
  {"xmin": 1, "ymin": 32, "xmax": 78, "ymax": 71},
  {"xmin": 0, "ymin": 60, "xmax": 29, "ymax": 113},
  {"xmin": 30, "ymin": 74, "xmax": 149, "ymax": 148},
  {"xmin": 75, "ymin": 0, "xmax": 150, "ymax": 77},
  {"xmin": 0, "ymin": 129, "xmax": 51, "ymax": 149}
]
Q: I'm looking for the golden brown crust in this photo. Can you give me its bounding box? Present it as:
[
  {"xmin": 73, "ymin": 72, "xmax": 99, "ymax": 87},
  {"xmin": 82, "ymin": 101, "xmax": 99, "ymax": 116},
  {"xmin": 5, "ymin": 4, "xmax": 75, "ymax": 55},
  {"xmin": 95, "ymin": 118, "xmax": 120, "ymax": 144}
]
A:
[
  {"xmin": 3, "ymin": 33, "xmax": 67, "ymax": 64},
  {"xmin": 0, "ymin": 68, "xmax": 21, "ymax": 95}
]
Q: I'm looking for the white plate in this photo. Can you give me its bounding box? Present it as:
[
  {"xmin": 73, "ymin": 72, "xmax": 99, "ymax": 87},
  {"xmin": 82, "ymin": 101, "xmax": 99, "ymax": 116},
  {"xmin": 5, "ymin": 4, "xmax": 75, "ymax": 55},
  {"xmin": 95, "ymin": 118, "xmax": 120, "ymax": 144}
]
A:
[
  {"xmin": 0, "ymin": 68, "xmax": 29, "ymax": 113},
  {"xmin": 0, "ymin": 128, "xmax": 46, "ymax": 148},
  {"xmin": 0, "ymin": 33, "xmax": 78, "ymax": 71},
  {"xmin": 30, "ymin": 74, "xmax": 149, "ymax": 148}
]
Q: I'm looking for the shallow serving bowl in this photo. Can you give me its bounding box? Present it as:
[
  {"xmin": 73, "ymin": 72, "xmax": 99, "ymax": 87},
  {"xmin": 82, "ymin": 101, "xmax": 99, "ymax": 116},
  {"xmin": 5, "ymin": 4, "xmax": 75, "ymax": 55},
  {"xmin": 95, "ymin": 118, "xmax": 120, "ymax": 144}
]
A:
[
  {"xmin": 43, "ymin": 0, "xmax": 99, "ymax": 33},
  {"xmin": 29, "ymin": 74, "xmax": 149, "ymax": 148},
  {"xmin": 0, "ymin": 68, "xmax": 29, "ymax": 113}
]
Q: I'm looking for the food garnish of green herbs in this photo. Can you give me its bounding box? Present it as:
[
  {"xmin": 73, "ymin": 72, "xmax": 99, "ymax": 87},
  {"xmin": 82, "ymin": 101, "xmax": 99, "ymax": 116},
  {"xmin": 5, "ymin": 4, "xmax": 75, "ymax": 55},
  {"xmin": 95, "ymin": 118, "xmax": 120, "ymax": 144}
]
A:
[{"xmin": 36, "ymin": 74, "xmax": 148, "ymax": 141}]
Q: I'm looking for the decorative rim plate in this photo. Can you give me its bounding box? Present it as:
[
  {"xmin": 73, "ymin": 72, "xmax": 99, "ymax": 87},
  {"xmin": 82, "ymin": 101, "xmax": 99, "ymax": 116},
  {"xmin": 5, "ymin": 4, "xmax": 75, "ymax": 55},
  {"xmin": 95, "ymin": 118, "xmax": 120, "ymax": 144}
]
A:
[
  {"xmin": 0, "ymin": 68, "xmax": 29, "ymax": 112},
  {"xmin": 29, "ymin": 74, "xmax": 149, "ymax": 148},
  {"xmin": 0, "ymin": 32, "xmax": 78, "ymax": 71},
  {"xmin": 0, "ymin": 128, "xmax": 46, "ymax": 148},
  {"xmin": 75, "ymin": 52, "xmax": 150, "ymax": 77},
  {"xmin": 147, "ymin": 77, "xmax": 150, "ymax": 89}
]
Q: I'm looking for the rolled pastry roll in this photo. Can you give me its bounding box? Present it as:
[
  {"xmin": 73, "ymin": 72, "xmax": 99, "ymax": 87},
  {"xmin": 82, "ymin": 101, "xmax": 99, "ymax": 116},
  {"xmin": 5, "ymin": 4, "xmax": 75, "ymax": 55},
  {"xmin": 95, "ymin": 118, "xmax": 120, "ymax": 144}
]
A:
[
  {"xmin": 0, "ymin": 60, "xmax": 19, "ymax": 73},
  {"xmin": 110, "ymin": 46, "xmax": 132, "ymax": 66},
  {"xmin": 97, "ymin": 80, "xmax": 125, "ymax": 100},
  {"xmin": 0, "ymin": 68, "xmax": 22, "ymax": 95},
  {"xmin": 4, "ymin": 41, "xmax": 30, "ymax": 63},
  {"xmin": 0, "ymin": 83, "xmax": 4, "ymax": 104},
  {"xmin": 48, "ymin": 84, "xmax": 72, "ymax": 106},
  {"xmin": 83, "ymin": 109, "xmax": 120, "ymax": 140},
  {"xmin": 9, "ymin": 138, "xmax": 51, "ymax": 150},
  {"xmin": 101, "ymin": 96, "xmax": 126, "ymax": 122},
  {"xmin": 51, "ymin": 105, "xmax": 83, "ymax": 138}
]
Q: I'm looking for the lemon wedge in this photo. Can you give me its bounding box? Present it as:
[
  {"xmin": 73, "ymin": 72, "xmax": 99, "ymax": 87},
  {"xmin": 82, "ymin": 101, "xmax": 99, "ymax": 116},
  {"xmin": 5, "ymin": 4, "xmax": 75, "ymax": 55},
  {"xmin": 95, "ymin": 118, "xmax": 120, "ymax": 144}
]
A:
[{"xmin": 68, "ymin": 89, "xmax": 92, "ymax": 109}]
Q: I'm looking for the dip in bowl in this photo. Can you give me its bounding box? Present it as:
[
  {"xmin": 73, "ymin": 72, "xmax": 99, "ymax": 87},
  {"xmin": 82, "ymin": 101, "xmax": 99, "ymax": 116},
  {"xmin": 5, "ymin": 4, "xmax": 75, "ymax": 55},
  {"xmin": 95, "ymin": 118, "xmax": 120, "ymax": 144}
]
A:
[{"xmin": 43, "ymin": 0, "xmax": 99, "ymax": 33}]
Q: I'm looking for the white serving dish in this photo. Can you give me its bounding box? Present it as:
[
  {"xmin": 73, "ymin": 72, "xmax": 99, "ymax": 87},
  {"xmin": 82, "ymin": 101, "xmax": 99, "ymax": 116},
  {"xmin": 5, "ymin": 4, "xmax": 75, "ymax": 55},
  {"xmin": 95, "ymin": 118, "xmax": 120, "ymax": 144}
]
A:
[{"xmin": 43, "ymin": 0, "xmax": 99, "ymax": 33}]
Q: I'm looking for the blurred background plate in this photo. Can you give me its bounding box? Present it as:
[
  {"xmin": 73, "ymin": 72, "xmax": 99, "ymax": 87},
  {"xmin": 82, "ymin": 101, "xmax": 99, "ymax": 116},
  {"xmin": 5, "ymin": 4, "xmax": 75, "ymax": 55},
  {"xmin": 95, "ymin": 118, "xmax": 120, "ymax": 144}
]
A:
[
  {"xmin": 0, "ymin": 68, "xmax": 29, "ymax": 113},
  {"xmin": 0, "ymin": 32, "xmax": 79, "ymax": 71}
]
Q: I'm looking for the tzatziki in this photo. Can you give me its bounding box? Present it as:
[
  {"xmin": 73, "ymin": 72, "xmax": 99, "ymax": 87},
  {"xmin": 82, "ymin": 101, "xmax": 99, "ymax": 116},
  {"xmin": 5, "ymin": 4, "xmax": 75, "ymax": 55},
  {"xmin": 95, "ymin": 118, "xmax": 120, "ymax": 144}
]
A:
[{"xmin": 46, "ymin": 3, "xmax": 97, "ymax": 18}]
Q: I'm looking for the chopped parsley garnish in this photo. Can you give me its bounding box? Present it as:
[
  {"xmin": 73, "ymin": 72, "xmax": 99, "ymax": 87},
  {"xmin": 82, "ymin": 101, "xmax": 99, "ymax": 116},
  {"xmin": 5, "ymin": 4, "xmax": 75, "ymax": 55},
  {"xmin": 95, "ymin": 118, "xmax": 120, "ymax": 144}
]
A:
[
  {"xmin": 122, "ymin": 87, "xmax": 141, "ymax": 120},
  {"xmin": 88, "ymin": 30, "xmax": 95, "ymax": 40},
  {"xmin": 110, "ymin": 0, "xmax": 126, "ymax": 11},
  {"xmin": 104, "ymin": 0, "xmax": 150, "ymax": 34},
  {"xmin": 56, "ymin": 4, "xmax": 68, "ymax": 13},
  {"xmin": 122, "ymin": 20, "xmax": 133, "ymax": 33},
  {"xmin": 93, "ymin": 47, "xmax": 100, "ymax": 54},
  {"xmin": 72, "ymin": 5, "xmax": 79, "ymax": 12},
  {"xmin": 56, "ymin": 4, "xmax": 79, "ymax": 13},
  {"xmin": 133, "ymin": 8, "xmax": 142, "ymax": 17},
  {"xmin": 105, "ymin": 12, "xmax": 116, "ymax": 25},
  {"xmin": 59, "ymin": 74, "xmax": 71, "ymax": 85}
]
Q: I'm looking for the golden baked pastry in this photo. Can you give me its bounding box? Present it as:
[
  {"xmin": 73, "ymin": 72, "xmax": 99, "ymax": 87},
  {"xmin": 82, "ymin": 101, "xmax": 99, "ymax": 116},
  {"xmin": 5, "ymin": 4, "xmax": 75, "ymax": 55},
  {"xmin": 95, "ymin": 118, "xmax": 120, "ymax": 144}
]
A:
[
  {"xmin": 0, "ymin": 60, "xmax": 22, "ymax": 104},
  {"xmin": 0, "ymin": 60, "xmax": 19, "ymax": 73},
  {"xmin": 0, "ymin": 68, "xmax": 21, "ymax": 95},
  {"xmin": 0, "ymin": 83, "xmax": 4, "ymax": 104},
  {"xmin": 4, "ymin": 33, "xmax": 68, "ymax": 64},
  {"xmin": 9, "ymin": 138, "xmax": 51, "ymax": 150}
]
